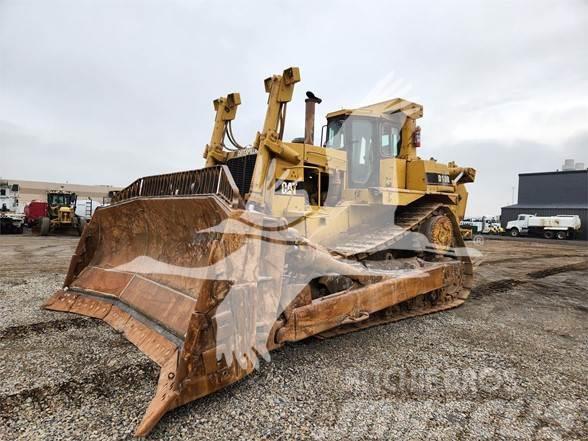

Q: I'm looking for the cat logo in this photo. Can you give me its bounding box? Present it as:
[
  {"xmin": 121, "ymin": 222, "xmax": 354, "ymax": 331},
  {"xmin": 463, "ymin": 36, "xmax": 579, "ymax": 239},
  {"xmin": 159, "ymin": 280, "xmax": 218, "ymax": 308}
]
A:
[{"xmin": 281, "ymin": 181, "xmax": 298, "ymax": 195}]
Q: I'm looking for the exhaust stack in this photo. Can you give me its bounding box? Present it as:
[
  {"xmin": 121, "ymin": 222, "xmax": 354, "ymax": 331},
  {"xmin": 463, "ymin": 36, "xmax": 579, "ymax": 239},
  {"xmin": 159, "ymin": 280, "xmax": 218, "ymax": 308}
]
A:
[{"xmin": 304, "ymin": 91, "xmax": 322, "ymax": 145}]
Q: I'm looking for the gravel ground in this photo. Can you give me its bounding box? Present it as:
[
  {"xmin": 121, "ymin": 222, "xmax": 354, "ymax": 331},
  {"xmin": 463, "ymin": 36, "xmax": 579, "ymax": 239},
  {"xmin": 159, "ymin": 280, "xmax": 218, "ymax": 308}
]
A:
[{"xmin": 0, "ymin": 234, "xmax": 586, "ymax": 440}]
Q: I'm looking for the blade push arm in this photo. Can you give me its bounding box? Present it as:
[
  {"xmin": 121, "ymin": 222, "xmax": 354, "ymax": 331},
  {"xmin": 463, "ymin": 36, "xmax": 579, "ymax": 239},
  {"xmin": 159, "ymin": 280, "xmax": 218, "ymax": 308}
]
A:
[{"xmin": 248, "ymin": 67, "xmax": 301, "ymax": 207}]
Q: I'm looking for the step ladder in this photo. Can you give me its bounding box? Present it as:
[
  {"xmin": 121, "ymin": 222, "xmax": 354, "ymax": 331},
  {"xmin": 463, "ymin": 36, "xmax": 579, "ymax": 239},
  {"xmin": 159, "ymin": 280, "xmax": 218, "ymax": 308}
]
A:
[{"xmin": 85, "ymin": 199, "xmax": 93, "ymax": 218}]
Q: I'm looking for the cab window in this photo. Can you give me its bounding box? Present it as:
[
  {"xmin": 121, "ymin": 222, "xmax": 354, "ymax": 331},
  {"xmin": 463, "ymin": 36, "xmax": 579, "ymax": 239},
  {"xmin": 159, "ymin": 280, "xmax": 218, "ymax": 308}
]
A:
[
  {"xmin": 326, "ymin": 118, "xmax": 345, "ymax": 149},
  {"xmin": 349, "ymin": 118, "xmax": 376, "ymax": 185},
  {"xmin": 49, "ymin": 194, "xmax": 71, "ymax": 205},
  {"xmin": 380, "ymin": 122, "xmax": 400, "ymax": 157}
]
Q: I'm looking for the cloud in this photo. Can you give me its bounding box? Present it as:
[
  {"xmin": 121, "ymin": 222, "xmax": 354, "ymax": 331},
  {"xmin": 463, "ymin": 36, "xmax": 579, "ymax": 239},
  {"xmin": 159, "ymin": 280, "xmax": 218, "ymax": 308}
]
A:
[
  {"xmin": 0, "ymin": 0, "xmax": 586, "ymax": 215},
  {"xmin": 430, "ymin": 132, "xmax": 588, "ymax": 216}
]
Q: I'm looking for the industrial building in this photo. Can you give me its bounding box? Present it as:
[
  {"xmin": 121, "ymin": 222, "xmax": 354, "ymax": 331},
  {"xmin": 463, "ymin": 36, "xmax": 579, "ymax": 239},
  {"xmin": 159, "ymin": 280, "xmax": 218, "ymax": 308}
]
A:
[
  {"xmin": 5, "ymin": 179, "xmax": 120, "ymax": 207},
  {"xmin": 501, "ymin": 160, "xmax": 588, "ymax": 240}
]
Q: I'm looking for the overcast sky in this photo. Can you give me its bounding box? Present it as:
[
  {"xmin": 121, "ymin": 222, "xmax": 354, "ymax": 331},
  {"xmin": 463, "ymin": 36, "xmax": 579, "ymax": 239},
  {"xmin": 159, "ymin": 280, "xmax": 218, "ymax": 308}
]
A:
[{"xmin": 1, "ymin": 0, "xmax": 587, "ymax": 216}]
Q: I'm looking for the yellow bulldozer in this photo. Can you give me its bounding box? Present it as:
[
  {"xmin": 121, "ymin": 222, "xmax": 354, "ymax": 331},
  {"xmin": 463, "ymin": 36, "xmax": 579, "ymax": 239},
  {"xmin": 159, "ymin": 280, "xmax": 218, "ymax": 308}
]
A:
[{"xmin": 45, "ymin": 67, "xmax": 476, "ymax": 436}]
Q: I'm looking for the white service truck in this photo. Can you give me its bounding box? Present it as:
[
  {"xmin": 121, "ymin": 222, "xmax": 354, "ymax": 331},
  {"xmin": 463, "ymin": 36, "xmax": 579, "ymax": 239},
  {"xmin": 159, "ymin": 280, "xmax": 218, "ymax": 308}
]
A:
[
  {"xmin": 75, "ymin": 198, "xmax": 103, "ymax": 220},
  {"xmin": 0, "ymin": 181, "xmax": 24, "ymax": 234},
  {"xmin": 460, "ymin": 217, "xmax": 504, "ymax": 235},
  {"xmin": 506, "ymin": 214, "xmax": 581, "ymax": 240}
]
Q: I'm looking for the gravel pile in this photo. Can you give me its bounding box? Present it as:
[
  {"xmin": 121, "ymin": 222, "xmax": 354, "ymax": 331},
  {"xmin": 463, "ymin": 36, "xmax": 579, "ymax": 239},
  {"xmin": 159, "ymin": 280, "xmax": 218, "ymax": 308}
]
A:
[{"xmin": 0, "ymin": 237, "xmax": 586, "ymax": 440}]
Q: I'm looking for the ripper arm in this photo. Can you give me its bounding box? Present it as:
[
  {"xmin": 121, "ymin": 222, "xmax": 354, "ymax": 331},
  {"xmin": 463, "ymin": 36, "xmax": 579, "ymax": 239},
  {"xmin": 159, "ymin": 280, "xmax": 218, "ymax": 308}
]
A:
[{"xmin": 203, "ymin": 93, "xmax": 242, "ymax": 166}]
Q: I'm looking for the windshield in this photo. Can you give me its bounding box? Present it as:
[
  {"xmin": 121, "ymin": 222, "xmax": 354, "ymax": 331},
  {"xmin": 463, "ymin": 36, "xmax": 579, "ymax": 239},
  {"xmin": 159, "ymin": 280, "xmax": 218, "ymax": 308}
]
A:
[
  {"xmin": 49, "ymin": 194, "xmax": 73, "ymax": 205},
  {"xmin": 326, "ymin": 118, "xmax": 345, "ymax": 149},
  {"xmin": 325, "ymin": 116, "xmax": 380, "ymax": 187}
]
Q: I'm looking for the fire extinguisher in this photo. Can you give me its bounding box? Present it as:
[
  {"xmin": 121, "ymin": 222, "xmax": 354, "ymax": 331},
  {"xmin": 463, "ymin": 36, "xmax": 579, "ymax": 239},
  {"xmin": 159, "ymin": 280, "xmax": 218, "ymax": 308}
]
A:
[{"xmin": 413, "ymin": 126, "xmax": 421, "ymax": 148}]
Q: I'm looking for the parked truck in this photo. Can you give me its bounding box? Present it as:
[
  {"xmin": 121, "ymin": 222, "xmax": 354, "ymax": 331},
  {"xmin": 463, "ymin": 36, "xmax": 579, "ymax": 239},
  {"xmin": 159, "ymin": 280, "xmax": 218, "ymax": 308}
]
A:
[
  {"xmin": 506, "ymin": 214, "xmax": 581, "ymax": 239},
  {"xmin": 461, "ymin": 216, "xmax": 503, "ymax": 235},
  {"xmin": 75, "ymin": 198, "xmax": 102, "ymax": 220},
  {"xmin": 0, "ymin": 181, "xmax": 24, "ymax": 234},
  {"xmin": 24, "ymin": 200, "xmax": 49, "ymax": 227}
]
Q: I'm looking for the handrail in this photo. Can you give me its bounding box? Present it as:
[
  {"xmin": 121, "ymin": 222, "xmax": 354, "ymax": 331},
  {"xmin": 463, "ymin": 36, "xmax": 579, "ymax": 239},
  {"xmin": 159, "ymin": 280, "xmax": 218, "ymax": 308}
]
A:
[{"xmin": 112, "ymin": 165, "xmax": 243, "ymax": 208}]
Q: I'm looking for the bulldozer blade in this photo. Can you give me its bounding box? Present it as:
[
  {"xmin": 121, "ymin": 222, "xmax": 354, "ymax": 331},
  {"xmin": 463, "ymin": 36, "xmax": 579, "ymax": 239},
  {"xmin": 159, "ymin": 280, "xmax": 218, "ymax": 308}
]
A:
[
  {"xmin": 44, "ymin": 195, "xmax": 290, "ymax": 436},
  {"xmin": 44, "ymin": 191, "xmax": 475, "ymax": 436}
]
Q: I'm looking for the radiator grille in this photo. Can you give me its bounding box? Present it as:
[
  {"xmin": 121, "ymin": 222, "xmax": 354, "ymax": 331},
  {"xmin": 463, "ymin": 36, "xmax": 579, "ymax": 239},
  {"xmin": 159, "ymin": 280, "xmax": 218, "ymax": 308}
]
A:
[{"xmin": 226, "ymin": 153, "xmax": 257, "ymax": 197}]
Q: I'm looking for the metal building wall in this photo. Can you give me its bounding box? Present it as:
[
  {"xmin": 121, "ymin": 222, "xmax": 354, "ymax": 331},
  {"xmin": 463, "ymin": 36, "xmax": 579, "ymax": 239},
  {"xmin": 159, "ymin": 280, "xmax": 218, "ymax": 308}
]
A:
[{"xmin": 518, "ymin": 170, "xmax": 588, "ymax": 206}]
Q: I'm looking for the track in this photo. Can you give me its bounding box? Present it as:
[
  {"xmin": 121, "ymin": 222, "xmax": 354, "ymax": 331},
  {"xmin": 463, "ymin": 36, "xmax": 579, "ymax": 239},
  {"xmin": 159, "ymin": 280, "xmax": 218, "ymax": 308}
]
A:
[
  {"xmin": 329, "ymin": 201, "xmax": 447, "ymax": 258},
  {"xmin": 320, "ymin": 201, "xmax": 474, "ymax": 337}
]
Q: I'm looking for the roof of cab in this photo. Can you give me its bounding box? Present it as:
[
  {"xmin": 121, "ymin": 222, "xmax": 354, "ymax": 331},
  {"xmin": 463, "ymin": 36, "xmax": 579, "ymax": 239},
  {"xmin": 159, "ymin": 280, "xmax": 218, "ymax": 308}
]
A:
[{"xmin": 326, "ymin": 98, "xmax": 423, "ymax": 120}]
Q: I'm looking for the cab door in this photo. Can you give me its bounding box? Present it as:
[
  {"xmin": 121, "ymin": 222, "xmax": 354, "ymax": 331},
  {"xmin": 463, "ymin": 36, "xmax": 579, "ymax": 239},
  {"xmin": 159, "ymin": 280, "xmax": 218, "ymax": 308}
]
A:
[
  {"xmin": 347, "ymin": 118, "xmax": 378, "ymax": 188},
  {"xmin": 379, "ymin": 121, "xmax": 404, "ymax": 189}
]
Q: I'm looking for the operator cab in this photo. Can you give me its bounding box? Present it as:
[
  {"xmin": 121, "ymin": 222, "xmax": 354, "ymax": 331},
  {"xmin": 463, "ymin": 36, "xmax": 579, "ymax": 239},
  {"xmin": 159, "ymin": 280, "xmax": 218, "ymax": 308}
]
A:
[
  {"xmin": 325, "ymin": 114, "xmax": 403, "ymax": 188},
  {"xmin": 48, "ymin": 192, "xmax": 77, "ymax": 207}
]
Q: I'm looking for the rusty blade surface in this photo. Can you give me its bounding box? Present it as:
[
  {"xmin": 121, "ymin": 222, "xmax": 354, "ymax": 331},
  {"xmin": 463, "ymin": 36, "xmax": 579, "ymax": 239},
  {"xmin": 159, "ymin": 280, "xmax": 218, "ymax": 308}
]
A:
[{"xmin": 44, "ymin": 195, "xmax": 290, "ymax": 436}]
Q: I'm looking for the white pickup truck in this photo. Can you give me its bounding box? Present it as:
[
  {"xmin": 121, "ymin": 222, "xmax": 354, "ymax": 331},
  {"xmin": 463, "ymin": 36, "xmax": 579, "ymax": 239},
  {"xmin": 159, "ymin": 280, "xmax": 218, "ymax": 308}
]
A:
[{"xmin": 506, "ymin": 214, "xmax": 581, "ymax": 240}]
